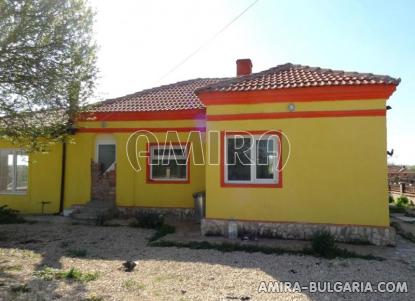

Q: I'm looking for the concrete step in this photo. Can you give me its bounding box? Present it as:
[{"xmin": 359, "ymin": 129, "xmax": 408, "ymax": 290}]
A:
[{"xmin": 70, "ymin": 200, "xmax": 117, "ymax": 223}]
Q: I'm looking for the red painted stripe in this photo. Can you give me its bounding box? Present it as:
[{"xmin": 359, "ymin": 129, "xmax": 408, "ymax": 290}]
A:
[
  {"xmin": 78, "ymin": 109, "xmax": 206, "ymax": 121},
  {"xmin": 77, "ymin": 127, "xmax": 206, "ymax": 133},
  {"xmin": 207, "ymin": 109, "xmax": 386, "ymax": 121},
  {"xmin": 197, "ymin": 85, "xmax": 397, "ymax": 105}
]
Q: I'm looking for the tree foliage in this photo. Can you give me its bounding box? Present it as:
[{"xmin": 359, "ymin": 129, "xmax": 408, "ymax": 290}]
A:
[{"xmin": 0, "ymin": 0, "xmax": 97, "ymax": 151}]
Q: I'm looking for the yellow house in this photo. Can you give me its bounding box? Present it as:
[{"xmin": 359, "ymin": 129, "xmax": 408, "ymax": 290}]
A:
[{"xmin": 0, "ymin": 59, "xmax": 400, "ymax": 245}]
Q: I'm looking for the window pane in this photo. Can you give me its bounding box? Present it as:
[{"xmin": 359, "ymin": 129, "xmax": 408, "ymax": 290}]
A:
[
  {"xmin": 0, "ymin": 150, "xmax": 13, "ymax": 192},
  {"xmin": 151, "ymin": 159, "xmax": 187, "ymax": 179},
  {"xmin": 227, "ymin": 137, "xmax": 251, "ymax": 181},
  {"xmin": 256, "ymin": 138, "xmax": 276, "ymax": 180},
  {"xmin": 98, "ymin": 144, "xmax": 116, "ymax": 172},
  {"xmin": 154, "ymin": 147, "xmax": 186, "ymax": 158},
  {"xmin": 15, "ymin": 151, "xmax": 28, "ymax": 191}
]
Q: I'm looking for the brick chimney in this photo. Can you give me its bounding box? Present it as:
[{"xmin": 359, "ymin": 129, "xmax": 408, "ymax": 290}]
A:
[{"xmin": 236, "ymin": 59, "xmax": 252, "ymax": 77}]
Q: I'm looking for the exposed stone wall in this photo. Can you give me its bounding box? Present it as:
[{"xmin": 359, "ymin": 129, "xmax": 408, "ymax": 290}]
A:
[
  {"xmin": 91, "ymin": 161, "xmax": 116, "ymax": 203},
  {"xmin": 117, "ymin": 206, "xmax": 195, "ymax": 220},
  {"xmin": 201, "ymin": 219, "xmax": 396, "ymax": 246}
]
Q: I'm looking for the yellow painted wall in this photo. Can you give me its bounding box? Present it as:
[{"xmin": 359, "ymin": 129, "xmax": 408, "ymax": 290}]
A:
[
  {"xmin": 63, "ymin": 134, "xmax": 95, "ymax": 208},
  {"xmin": 116, "ymin": 132, "xmax": 205, "ymax": 208},
  {"xmin": 63, "ymin": 121, "xmax": 206, "ymax": 209},
  {"xmin": 0, "ymin": 141, "xmax": 62, "ymax": 214},
  {"xmin": 205, "ymin": 100, "xmax": 390, "ymax": 227},
  {"xmin": 207, "ymin": 99, "xmax": 386, "ymax": 115}
]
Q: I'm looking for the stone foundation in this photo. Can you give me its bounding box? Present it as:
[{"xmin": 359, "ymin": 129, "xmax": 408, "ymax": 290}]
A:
[
  {"xmin": 117, "ymin": 206, "xmax": 195, "ymax": 220},
  {"xmin": 201, "ymin": 219, "xmax": 396, "ymax": 246}
]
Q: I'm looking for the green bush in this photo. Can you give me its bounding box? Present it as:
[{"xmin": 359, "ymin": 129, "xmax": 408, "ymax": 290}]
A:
[
  {"xmin": 396, "ymin": 196, "xmax": 410, "ymax": 208},
  {"xmin": 388, "ymin": 195, "xmax": 394, "ymax": 204},
  {"xmin": 149, "ymin": 224, "xmax": 175, "ymax": 242},
  {"xmin": 311, "ymin": 231, "xmax": 337, "ymax": 258},
  {"xmin": 130, "ymin": 211, "xmax": 164, "ymax": 229},
  {"xmin": 0, "ymin": 205, "xmax": 24, "ymax": 224}
]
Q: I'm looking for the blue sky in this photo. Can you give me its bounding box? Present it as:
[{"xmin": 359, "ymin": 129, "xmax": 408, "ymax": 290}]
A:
[{"xmin": 90, "ymin": 0, "xmax": 415, "ymax": 164}]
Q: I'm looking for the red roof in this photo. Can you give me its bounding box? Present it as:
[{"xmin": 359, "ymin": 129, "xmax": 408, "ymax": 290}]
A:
[
  {"xmin": 92, "ymin": 78, "xmax": 226, "ymax": 112},
  {"xmin": 196, "ymin": 63, "xmax": 400, "ymax": 93},
  {"xmin": 91, "ymin": 63, "xmax": 400, "ymax": 113}
]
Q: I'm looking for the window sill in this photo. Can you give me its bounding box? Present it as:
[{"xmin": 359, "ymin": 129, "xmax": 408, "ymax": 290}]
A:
[
  {"xmin": 147, "ymin": 178, "xmax": 190, "ymax": 184},
  {"xmin": 0, "ymin": 191, "xmax": 27, "ymax": 196},
  {"xmin": 221, "ymin": 182, "xmax": 282, "ymax": 188}
]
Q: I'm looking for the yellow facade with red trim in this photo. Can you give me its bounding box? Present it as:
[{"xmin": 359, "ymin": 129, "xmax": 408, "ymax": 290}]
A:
[
  {"xmin": 201, "ymin": 98, "xmax": 389, "ymax": 227},
  {"xmin": 64, "ymin": 121, "xmax": 206, "ymax": 210},
  {"xmin": 0, "ymin": 99, "xmax": 390, "ymax": 228},
  {"xmin": 0, "ymin": 98, "xmax": 390, "ymax": 229}
]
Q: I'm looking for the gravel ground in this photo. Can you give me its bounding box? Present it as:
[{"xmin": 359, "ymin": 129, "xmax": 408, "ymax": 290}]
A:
[{"xmin": 0, "ymin": 218, "xmax": 414, "ymax": 301}]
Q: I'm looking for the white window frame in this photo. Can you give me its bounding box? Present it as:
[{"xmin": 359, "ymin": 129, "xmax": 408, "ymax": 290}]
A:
[
  {"xmin": 149, "ymin": 144, "xmax": 188, "ymax": 181},
  {"xmin": 0, "ymin": 149, "xmax": 29, "ymax": 195},
  {"xmin": 224, "ymin": 134, "xmax": 279, "ymax": 185}
]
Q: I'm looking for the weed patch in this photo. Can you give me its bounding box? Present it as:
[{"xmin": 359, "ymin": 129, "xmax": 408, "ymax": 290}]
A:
[
  {"xmin": 148, "ymin": 224, "xmax": 175, "ymax": 242},
  {"xmin": 66, "ymin": 248, "xmax": 88, "ymax": 258},
  {"xmin": 0, "ymin": 205, "xmax": 24, "ymax": 224},
  {"xmin": 122, "ymin": 278, "xmax": 145, "ymax": 291},
  {"xmin": 129, "ymin": 211, "xmax": 164, "ymax": 229},
  {"xmin": 34, "ymin": 267, "xmax": 98, "ymax": 282}
]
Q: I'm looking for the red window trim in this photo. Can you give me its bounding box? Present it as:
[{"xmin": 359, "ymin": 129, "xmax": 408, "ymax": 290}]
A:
[
  {"xmin": 220, "ymin": 130, "xmax": 283, "ymax": 188},
  {"xmin": 146, "ymin": 142, "xmax": 191, "ymax": 184}
]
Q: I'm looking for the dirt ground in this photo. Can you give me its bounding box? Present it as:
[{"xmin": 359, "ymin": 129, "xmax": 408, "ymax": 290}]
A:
[{"xmin": 0, "ymin": 217, "xmax": 414, "ymax": 301}]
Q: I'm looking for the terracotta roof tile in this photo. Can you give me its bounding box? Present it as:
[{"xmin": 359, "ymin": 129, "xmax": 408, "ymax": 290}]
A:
[
  {"xmin": 92, "ymin": 78, "xmax": 227, "ymax": 112},
  {"xmin": 92, "ymin": 63, "xmax": 400, "ymax": 113},
  {"xmin": 196, "ymin": 63, "xmax": 400, "ymax": 93}
]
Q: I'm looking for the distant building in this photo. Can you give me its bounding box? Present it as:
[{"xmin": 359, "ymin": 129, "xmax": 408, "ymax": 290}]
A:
[{"xmin": 388, "ymin": 165, "xmax": 415, "ymax": 185}]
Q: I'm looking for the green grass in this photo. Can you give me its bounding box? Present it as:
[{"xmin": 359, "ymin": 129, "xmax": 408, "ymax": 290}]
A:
[
  {"xmin": 66, "ymin": 248, "xmax": 88, "ymax": 258},
  {"xmin": 149, "ymin": 240, "xmax": 383, "ymax": 261},
  {"xmin": 34, "ymin": 267, "xmax": 98, "ymax": 282}
]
